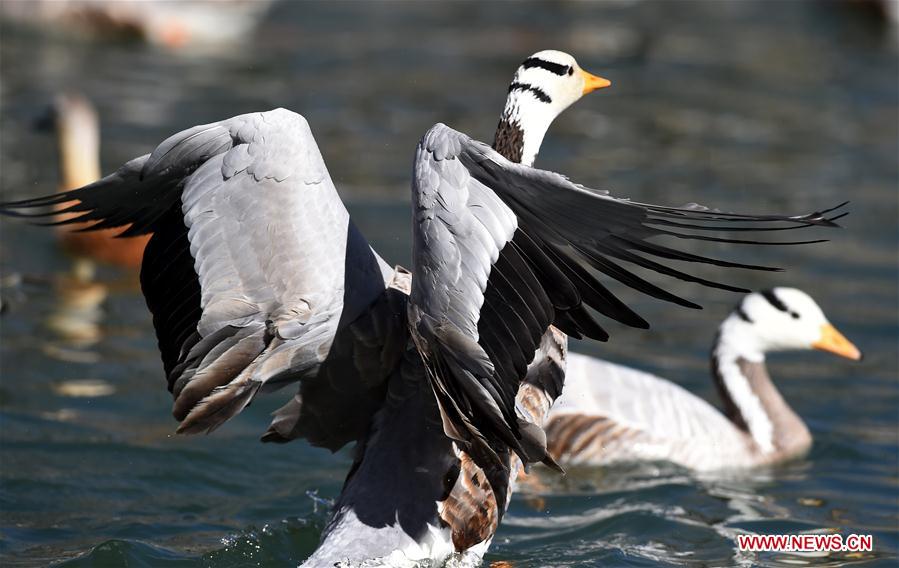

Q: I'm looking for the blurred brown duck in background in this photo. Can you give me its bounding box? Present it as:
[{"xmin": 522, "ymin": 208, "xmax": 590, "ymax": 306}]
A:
[
  {"xmin": 36, "ymin": 93, "xmax": 146, "ymax": 350},
  {"xmin": 0, "ymin": 0, "xmax": 273, "ymax": 50},
  {"xmin": 46, "ymin": 93, "xmax": 149, "ymax": 267}
]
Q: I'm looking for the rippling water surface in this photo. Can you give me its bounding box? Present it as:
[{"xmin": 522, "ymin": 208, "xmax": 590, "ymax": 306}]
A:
[{"xmin": 1, "ymin": 1, "xmax": 896, "ymax": 567}]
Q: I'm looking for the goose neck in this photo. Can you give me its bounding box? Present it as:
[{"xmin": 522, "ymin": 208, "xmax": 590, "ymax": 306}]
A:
[
  {"xmin": 710, "ymin": 316, "xmax": 810, "ymax": 457},
  {"xmin": 493, "ymin": 95, "xmax": 556, "ymax": 166}
]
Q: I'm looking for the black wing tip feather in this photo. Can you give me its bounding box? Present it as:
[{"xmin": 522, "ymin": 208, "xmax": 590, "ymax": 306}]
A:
[
  {"xmin": 35, "ymin": 216, "xmax": 93, "ymax": 229},
  {"xmin": 0, "ymin": 192, "xmax": 75, "ymax": 210},
  {"xmin": 798, "ymin": 201, "xmax": 849, "ymax": 227},
  {"xmin": 0, "ymin": 202, "xmax": 70, "ymax": 218},
  {"xmin": 790, "ymin": 212, "xmax": 841, "ymax": 228},
  {"xmin": 0, "ymin": 190, "xmax": 93, "ymax": 226},
  {"xmin": 645, "ymin": 200, "xmax": 848, "ymax": 222}
]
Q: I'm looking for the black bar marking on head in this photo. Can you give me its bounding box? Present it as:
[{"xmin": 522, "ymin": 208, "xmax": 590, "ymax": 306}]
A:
[
  {"xmin": 735, "ymin": 305, "xmax": 754, "ymax": 323},
  {"xmin": 760, "ymin": 289, "xmax": 788, "ymax": 312},
  {"xmin": 521, "ymin": 57, "xmax": 569, "ymax": 76},
  {"xmin": 508, "ymin": 82, "xmax": 552, "ymax": 104}
]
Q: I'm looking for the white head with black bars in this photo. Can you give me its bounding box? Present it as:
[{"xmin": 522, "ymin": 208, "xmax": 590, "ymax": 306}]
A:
[
  {"xmin": 493, "ymin": 50, "xmax": 611, "ymax": 167},
  {"xmin": 720, "ymin": 287, "xmax": 862, "ymax": 362}
]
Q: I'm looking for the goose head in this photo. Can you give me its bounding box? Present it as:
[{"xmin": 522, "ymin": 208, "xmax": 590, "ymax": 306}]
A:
[
  {"xmin": 721, "ymin": 288, "xmax": 862, "ymax": 361},
  {"xmin": 494, "ymin": 50, "xmax": 611, "ymax": 166}
]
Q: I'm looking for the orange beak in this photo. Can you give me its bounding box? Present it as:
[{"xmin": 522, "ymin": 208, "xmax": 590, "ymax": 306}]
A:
[
  {"xmin": 580, "ymin": 69, "xmax": 612, "ymax": 95},
  {"xmin": 812, "ymin": 323, "xmax": 862, "ymax": 361}
]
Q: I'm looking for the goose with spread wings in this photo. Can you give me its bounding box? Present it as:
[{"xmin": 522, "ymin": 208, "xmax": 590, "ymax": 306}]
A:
[{"xmin": 1, "ymin": 59, "xmax": 844, "ymax": 566}]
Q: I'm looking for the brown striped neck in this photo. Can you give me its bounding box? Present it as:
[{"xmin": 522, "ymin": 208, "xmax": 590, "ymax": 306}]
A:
[
  {"xmin": 492, "ymin": 89, "xmax": 557, "ymax": 167},
  {"xmin": 492, "ymin": 118, "xmax": 525, "ymax": 164}
]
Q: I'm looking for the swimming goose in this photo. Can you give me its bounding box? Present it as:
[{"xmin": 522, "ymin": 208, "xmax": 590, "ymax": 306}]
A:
[
  {"xmin": 0, "ymin": 53, "xmax": 843, "ymax": 565},
  {"xmin": 546, "ymin": 288, "xmax": 861, "ymax": 471}
]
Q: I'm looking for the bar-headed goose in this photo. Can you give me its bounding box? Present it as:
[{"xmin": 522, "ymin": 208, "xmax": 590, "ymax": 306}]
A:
[
  {"xmin": 1, "ymin": 50, "xmax": 844, "ymax": 564},
  {"xmin": 308, "ymin": 51, "xmax": 613, "ymax": 565},
  {"xmin": 493, "ymin": 49, "xmax": 610, "ymax": 167},
  {"xmin": 547, "ymin": 288, "xmax": 861, "ymax": 471}
]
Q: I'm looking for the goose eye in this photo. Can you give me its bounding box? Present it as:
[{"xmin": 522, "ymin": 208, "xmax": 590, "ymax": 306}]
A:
[
  {"xmin": 790, "ymin": 311, "xmax": 800, "ymax": 319},
  {"xmin": 566, "ymin": 66, "xmax": 574, "ymax": 76}
]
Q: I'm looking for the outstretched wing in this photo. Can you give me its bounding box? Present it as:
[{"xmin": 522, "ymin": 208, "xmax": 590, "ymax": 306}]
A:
[
  {"xmin": 1, "ymin": 109, "xmax": 397, "ymax": 443},
  {"xmin": 408, "ymin": 123, "xmax": 843, "ymax": 502}
]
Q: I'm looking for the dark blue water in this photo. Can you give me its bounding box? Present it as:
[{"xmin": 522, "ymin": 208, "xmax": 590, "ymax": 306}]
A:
[{"xmin": 1, "ymin": 1, "xmax": 897, "ymax": 566}]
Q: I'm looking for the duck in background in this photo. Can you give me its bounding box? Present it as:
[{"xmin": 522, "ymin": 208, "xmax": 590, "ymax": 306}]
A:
[
  {"xmin": 546, "ymin": 288, "xmax": 862, "ymax": 471},
  {"xmin": 47, "ymin": 93, "xmax": 149, "ymax": 267},
  {"xmin": 38, "ymin": 94, "xmax": 146, "ymax": 350},
  {"xmin": 0, "ymin": 0, "xmax": 273, "ymax": 50}
]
